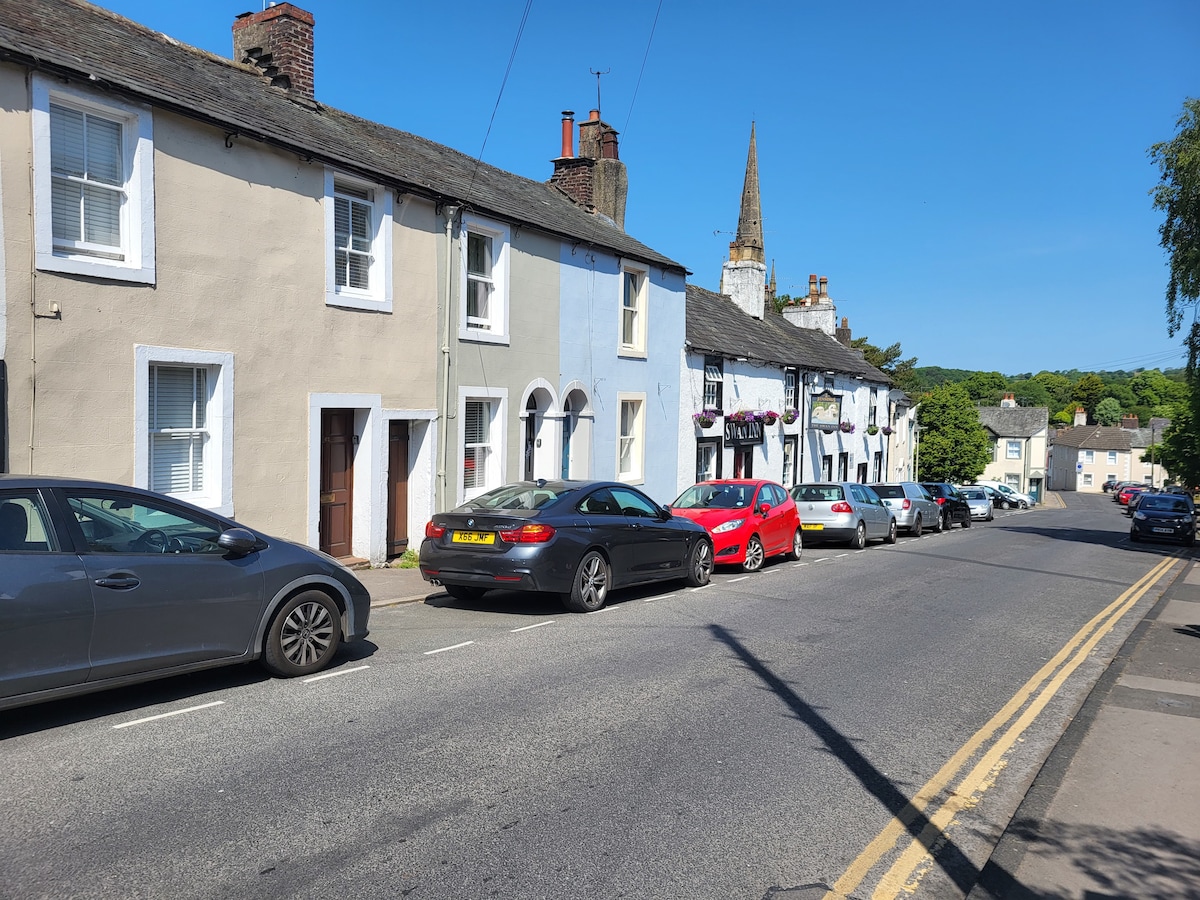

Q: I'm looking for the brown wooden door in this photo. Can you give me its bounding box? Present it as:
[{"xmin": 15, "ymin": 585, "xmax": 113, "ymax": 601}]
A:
[
  {"xmin": 387, "ymin": 420, "xmax": 410, "ymax": 557},
  {"xmin": 320, "ymin": 409, "xmax": 354, "ymax": 558}
]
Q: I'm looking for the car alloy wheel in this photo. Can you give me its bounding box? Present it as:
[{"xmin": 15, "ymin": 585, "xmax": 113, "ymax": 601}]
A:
[
  {"xmin": 565, "ymin": 550, "xmax": 610, "ymax": 612},
  {"xmin": 911, "ymin": 514, "xmax": 922, "ymax": 537},
  {"xmin": 742, "ymin": 535, "xmax": 765, "ymax": 572},
  {"xmin": 885, "ymin": 519, "xmax": 897, "ymax": 543},
  {"xmin": 852, "ymin": 522, "xmax": 866, "ymax": 549},
  {"xmin": 686, "ymin": 539, "xmax": 714, "ymax": 586},
  {"xmin": 787, "ymin": 528, "xmax": 803, "ymax": 560},
  {"xmin": 264, "ymin": 590, "xmax": 342, "ymax": 677}
]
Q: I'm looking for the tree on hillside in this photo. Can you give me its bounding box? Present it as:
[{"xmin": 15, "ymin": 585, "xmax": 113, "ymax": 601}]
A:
[
  {"xmin": 915, "ymin": 384, "xmax": 991, "ymax": 483},
  {"xmin": 1009, "ymin": 378, "xmax": 1052, "ymax": 409},
  {"xmin": 1095, "ymin": 397, "xmax": 1123, "ymax": 425},
  {"xmin": 1072, "ymin": 373, "xmax": 1107, "ymax": 415},
  {"xmin": 850, "ymin": 335, "xmax": 920, "ymax": 395},
  {"xmin": 963, "ymin": 371, "xmax": 1007, "ymax": 405},
  {"xmin": 1034, "ymin": 372, "xmax": 1074, "ymax": 408}
]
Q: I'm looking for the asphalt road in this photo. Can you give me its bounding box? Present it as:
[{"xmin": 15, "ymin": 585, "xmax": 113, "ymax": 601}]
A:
[{"xmin": 0, "ymin": 493, "xmax": 1183, "ymax": 900}]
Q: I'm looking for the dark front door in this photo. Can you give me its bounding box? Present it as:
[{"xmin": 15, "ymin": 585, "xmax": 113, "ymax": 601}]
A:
[
  {"xmin": 387, "ymin": 420, "xmax": 410, "ymax": 558},
  {"xmin": 321, "ymin": 410, "xmax": 354, "ymax": 558}
]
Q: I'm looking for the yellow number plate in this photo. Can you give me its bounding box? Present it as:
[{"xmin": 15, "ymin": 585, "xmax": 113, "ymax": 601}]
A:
[
  {"xmin": 801, "ymin": 523, "xmax": 824, "ymax": 531},
  {"xmin": 452, "ymin": 530, "xmax": 495, "ymax": 545}
]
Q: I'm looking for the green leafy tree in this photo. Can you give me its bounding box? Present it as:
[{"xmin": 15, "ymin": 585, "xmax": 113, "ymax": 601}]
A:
[
  {"xmin": 916, "ymin": 384, "xmax": 991, "ymax": 482},
  {"xmin": 1095, "ymin": 397, "xmax": 1123, "ymax": 425},
  {"xmin": 1072, "ymin": 373, "xmax": 1106, "ymax": 414},
  {"xmin": 1151, "ymin": 98, "xmax": 1200, "ymax": 366},
  {"xmin": 1159, "ymin": 403, "xmax": 1200, "ymax": 487},
  {"xmin": 962, "ymin": 371, "xmax": 1008, "ymax": 405},
  {"xmin": 850, "ymin": 335, "xmax": 921, "ymax": 395},
  {"xmin": 1034, "ymin": 372, "xmax": 1074, "ymax": 408},
  {"xmin": 1009, "ymin": 378, "xmax": 1052, "ymax": 408}
]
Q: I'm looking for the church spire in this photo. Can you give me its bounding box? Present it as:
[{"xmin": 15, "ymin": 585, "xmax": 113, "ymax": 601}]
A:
[{"xmin": 729, "ymin": 122, "xmax": 764, "ymax": 265}]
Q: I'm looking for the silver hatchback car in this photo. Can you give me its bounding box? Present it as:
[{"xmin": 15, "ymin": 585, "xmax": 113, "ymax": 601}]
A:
[
  {"xmin": 869, "ymin": 482, "xmax": 943, "ymax": 536},
  {"xmin": 789, "ymin": 482, "xmax": 897, "ymax": 548}
]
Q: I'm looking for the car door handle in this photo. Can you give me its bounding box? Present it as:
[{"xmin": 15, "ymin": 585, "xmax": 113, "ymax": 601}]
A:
[{"xmin": 94, "ymin": 576, "xmax": 140, "ymax": 590}]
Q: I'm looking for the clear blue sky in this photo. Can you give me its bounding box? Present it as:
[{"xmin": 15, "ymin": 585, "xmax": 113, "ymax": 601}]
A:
[{"xmin": 95, "ymin": 0, "xmax": 1198, "ymax": 377}]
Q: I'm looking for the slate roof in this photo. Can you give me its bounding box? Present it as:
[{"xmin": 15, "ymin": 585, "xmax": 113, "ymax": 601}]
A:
[
  {"xmin": 1127, "ymin": 422, "xmax": 1171, "ymax": 449},
  {"xmin": 977, "ymin": 406, "xmax": 1049, "ymax": 439},
  {"xmin": 1049, "ymin": 426, "xmax": 1131, "ymax": 451},
  {"xmin": 0, "ymin": 0, "xmax": 684, "ymax": 273},
  {"xmin": 685, "ymin": 285, "xmax": 891, "ymax": 382}
]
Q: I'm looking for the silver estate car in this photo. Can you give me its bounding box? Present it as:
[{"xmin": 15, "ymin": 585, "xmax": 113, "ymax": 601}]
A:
[
  {"xmin": 869, "ymin": 482, "xmax": 943, "ymax": 536},
  {"xmin": 789, "ymin": 482, "xmax": 897, "ymax": 548},
  {"xmin": 1, "ymin": 475, "xmax": 372, "ymax": 711}
]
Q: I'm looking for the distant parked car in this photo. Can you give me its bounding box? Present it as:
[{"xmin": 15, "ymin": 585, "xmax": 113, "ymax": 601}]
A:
[
  {"xmin": 1, "ymin": 475, "xmax": 373, "ymax": 712},
  {"xmin": 958, "ymin": 485, "xmax": 995, "ymax": 521},
  {"xmin": 670, "ymin": 479, "xmax": 801, "ymax": 572},
  {"xmin": 419, "ymin": 480, "xmax": 713, "ymax": 613},
  {"xmin": 1111, "ymin": 482, "xmax": 1143, "ymax": 502},
  {"xmin": 789, "ymin": 482, "xmax": 897, "ymax": 548},
  {"xmin": 869, "ymin": 482, "xmax": 943, "ymax": 535},
  {"xmin": 920, "ymin": 482, "xmax": 972, "ymax": 529},
  {"xmin": 1117, "ymin": 484, "xmax": 1150, "ymax": 506},
  {"xmin": 1125, "ymin": 489, "xmax": 1155, "ymax": 516},
  {"xmin": 1130, "ymin": 492, "xmax": 1196, "ymax": 546},
  {"xmin": 1102, "ymin": 478, "xmax": 1120, "ymax": 493},
  {"xmin": 974, "ymin": 480, "xmax": 1035, "ymax": 509}
]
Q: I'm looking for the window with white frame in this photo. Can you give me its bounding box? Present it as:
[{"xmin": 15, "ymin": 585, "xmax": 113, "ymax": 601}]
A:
[
  {"xmin": 617, "ymin": 394, "xmax": 645, "ymax": 482},
  {"xmin": 619, "ymin": 264, "xmax": 648, "ymax": 356},
  {"xmin": 463, "ymin": 400, "xmax": 496, "ymax": 496},
  {"xmin": 135, "ymin": 346, "xmax": 233, "ymax": 515},
  {"xmin": 784, "ymin": 368, "xmax": 799, "ymax": 413},
  {"xmin": 1083, "ymin": 450, "xmax": 1095, "ymax": 463},
  {"xmin": 324, "ymin": 171, "xmax": 392, "ymax": 311},
  {"xmin": 32, "ymin": 76, "xmax": 155, "ymax": 283},
  {"xmin": 1006, "ymin": 440, "xmax": 1022, "ymax": 460},
  {"xmin": 696, "ymin": 439, "xmax": 721, "ymax": 482},
  {"xmin": 1108, "ymin": 450, "xmax": 1118, "ymax": 464},
  {"xmin": 782, "ymin": 437, "xmax": 798, "ymax": 486},
  {"xmin": 703, "ymin": 356, "xmax": 723, "ymax": 410},
  {"xmin": 460, "ymin": 216, "xmax": 509, "ymax": 341},
  {"xmin": 1082, "ymin": 473, "xmax": 1094, "ymax": 487}
]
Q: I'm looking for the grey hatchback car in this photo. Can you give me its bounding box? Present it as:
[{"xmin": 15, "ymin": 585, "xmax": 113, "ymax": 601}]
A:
[
  {"xmin": 789, "ymin": 482, "xmax": 897, "ymax": 548},
  {"xmin": 0, "ymin": 475, "xmax": 371, "ymax": 711},
  {"xmin": 869, "ymin": 482, "xmax": 943, "ymax": 536}
]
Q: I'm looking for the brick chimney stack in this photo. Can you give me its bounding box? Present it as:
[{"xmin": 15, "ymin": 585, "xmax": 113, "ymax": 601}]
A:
[
  {"xmin": 233, "ymin": 4, "xmax": 315, "ymax": 99},
  {"xmin": 1074, "ymin": 407, "xmax": 1088, "ymax": 426},
  {"xmin": 550, "ymin": 109, "xmax": 628, "ymax": 229},
  {"xmin": 836, "ymin": 316, "xmax": 852, "ymax": 347}
]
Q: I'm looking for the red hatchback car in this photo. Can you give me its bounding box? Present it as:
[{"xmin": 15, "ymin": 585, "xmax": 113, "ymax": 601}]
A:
[
  {"xmin": 1117, "ymin": 484, "xmax": 1150, "ymax": 506},
  {"xmin": 670, "ymin": 479, "xmax": 802, "ymax": 571}
]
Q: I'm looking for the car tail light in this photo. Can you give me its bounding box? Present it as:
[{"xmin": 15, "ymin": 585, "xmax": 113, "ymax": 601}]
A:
[
  {"xmin": 498, "ymin": 523, "xmax": 557, "ymax": 543},
  {"xmin": 934, "ymin": 497, "xmax": 946, "ymax": 505},
  {"xmin": 902, "ymin": 499, "xmax": 911, "ymax": 510},
  {"xmin": 830, "ymin": 501, "xmax": 853, "ymax": 513},
  {"xmin": 425, "ymin": 521, "xmax": 446, "ymax": 538}
]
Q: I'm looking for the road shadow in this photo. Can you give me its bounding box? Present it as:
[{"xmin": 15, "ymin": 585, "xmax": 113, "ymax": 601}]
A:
[
  {"xmin": 974, "ymin": 820, "xmax": 1200, "ymax": 899},
  {"xmin": 0, "ymin": 640, "xmax": 378, "ymax": 739}
]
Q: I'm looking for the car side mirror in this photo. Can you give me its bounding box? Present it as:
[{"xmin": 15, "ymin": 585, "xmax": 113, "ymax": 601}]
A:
[
  {"xmin": 758, "ymin": 502, "xmax": 771, "ymax": 516},
  {"xmin": 218, "ymin": 527, "xmax": 258, "ymax": 557},
  {"xmin": 658, "ymin": 504, "xmax": 673, "ymax": 521}
]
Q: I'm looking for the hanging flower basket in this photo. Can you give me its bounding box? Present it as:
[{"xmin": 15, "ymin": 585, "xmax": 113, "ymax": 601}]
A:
[
  {"xmin": 781, "ymin": 408, "xmax": 799, "ymax": 425},
  {"xmin": 839, "ymin": 421, "xmax": 856, "ymax": 434},
  {"xmin": 727, "ymin": 409, "xmax": 757, "ymax": 424},
  {"xmin": 867, "ymin": 425, "xmax": 880, "ymax": 436},
  {"xmin": 693, "ymin": 408, "xmax": 720, "ymax": 429},
  {"xmin": 881, "ymin": 425, "xmax": 894, "ymax": 436},
  {"xmin": 762, "ymin": 409, "xmax": 780, "ymax": 425}
]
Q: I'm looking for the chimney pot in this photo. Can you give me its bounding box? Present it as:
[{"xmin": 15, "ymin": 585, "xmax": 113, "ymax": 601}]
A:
[
  {"xmin": 560, "ymin": 110, "xmax": 575, "ymax": 158},
  {"xmin": 589, "ymin": 109, "xmax": 601, "ymax": 121}
]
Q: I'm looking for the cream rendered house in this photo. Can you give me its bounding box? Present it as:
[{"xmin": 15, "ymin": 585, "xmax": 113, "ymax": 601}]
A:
[{"xmin": 977, "ymin": 395, "xmax": 1048, "ymax": 501}]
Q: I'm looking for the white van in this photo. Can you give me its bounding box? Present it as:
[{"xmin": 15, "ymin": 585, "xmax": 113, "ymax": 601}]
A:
[{"xmin": 972, "ymin": 480, "xmax": 1035, "ymax": 509}]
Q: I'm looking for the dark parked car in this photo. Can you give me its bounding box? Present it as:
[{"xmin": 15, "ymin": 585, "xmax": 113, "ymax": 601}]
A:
[
  {"xmin": 670, "ymin": 479, "xmax": 801, "ymax": 571},
  {"xmin": 920, "ymin": 482, "xmax": 972, "ymax": 529},
  {"xmin": 420, "ymin": 480, "xmax": 713, "ymax": 612},
  {"xmin": 1130, "ymin": 492, "xmax": 1196, "ymax": 546},
  {"xmin": 0, "ymin": 475, "xmax": 372, "ymax": 712},
  {"xmin": 1102, "ymin": 478, "xmax": 1120, "ymax": 493}
]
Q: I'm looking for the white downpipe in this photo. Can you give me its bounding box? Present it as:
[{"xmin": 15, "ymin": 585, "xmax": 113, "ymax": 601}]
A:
[{"xmin": 437, "ymin": 205, "xmax": 459, "ymax": 509}]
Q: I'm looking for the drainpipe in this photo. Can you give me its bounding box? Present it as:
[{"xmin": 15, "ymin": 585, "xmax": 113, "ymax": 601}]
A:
[{"xmin": 437, "ymin": 204, "xmax": 460, "ymax": 510}]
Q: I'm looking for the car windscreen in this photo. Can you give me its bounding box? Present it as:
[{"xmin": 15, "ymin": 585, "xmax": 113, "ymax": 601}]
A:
[
  {"xmin": 793, "ymin": 485, "xmax": 844, "ymax": 502},
  {"xmin": 457, "ymin": 484, "xmax": 570, "ymax": 511},
  {"xmin": 960, "ymin": 488, "xmax": 986, "ymax": 499},
  {"xmin": 673, "ymin": 483, "xmax": 755, "ymax": 509},
  {"xmin": 1140, "ymin": 496, "xmax": 1192, "ymax": 513},
  {"xmin": 872, "ymin": 485, "xmax": 904, "ymax": 499}
]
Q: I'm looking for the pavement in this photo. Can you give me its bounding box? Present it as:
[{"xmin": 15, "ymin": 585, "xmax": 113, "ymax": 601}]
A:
[{"xmin": 355, "ymin": 492, "xmax": 1200, "ymax": 898}]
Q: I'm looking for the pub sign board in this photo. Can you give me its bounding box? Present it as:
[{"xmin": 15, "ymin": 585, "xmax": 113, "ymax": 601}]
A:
[
  {"xmin": 724, "ymin": 418, "xmax": 764, "ymax": 446},
  {"xmin": 810, "ymin": 391, "xmax": 842, "ymax": 430}
]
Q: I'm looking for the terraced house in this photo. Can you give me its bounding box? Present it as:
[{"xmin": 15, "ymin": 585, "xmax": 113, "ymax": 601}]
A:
[{"xmin": 0, "ymin": 0, "xmax": 686, "ymax": 565}]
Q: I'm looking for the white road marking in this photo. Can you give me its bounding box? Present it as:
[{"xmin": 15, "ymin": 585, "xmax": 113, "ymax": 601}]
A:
[
  {"xmin": 586, "ymin": 606, "xmax": 618, "ymax": 614},
  {"xmin": 728, "ymin": 576, "xmax": 751, "ymax": 583},
  {"xmin": 835, "ymin": 553, "xmax": 850, "ymax": 558},
  {"xmin": 425, "ymin": 641, "xmax": 474, "ymax": 655},
  {"xmin": 303, "ymin": 664, "xmax": 370, "ymax": 683},
  {"xmin": 644, "ymin": 593, "xmax": 676, "ymax": 602},
  {"xmin": 793, "ymin": 563, "xmax": 808, "ymax": 567},
  {"xmin": 112, "ymin": 701, "xmax": 224, "ymax": 729},
  {"xmin": 690, "ymin": 584, "xmax": 712, "ymax": 591},
  {"xmin": 511, "ymin": 621, "xmax": 555, "ymax": 632}
]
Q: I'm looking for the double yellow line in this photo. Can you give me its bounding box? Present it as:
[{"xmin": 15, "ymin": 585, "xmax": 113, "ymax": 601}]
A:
[{"xmin": 824, "ymin": 551, "xmax": 1182, "ymax": 900}]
